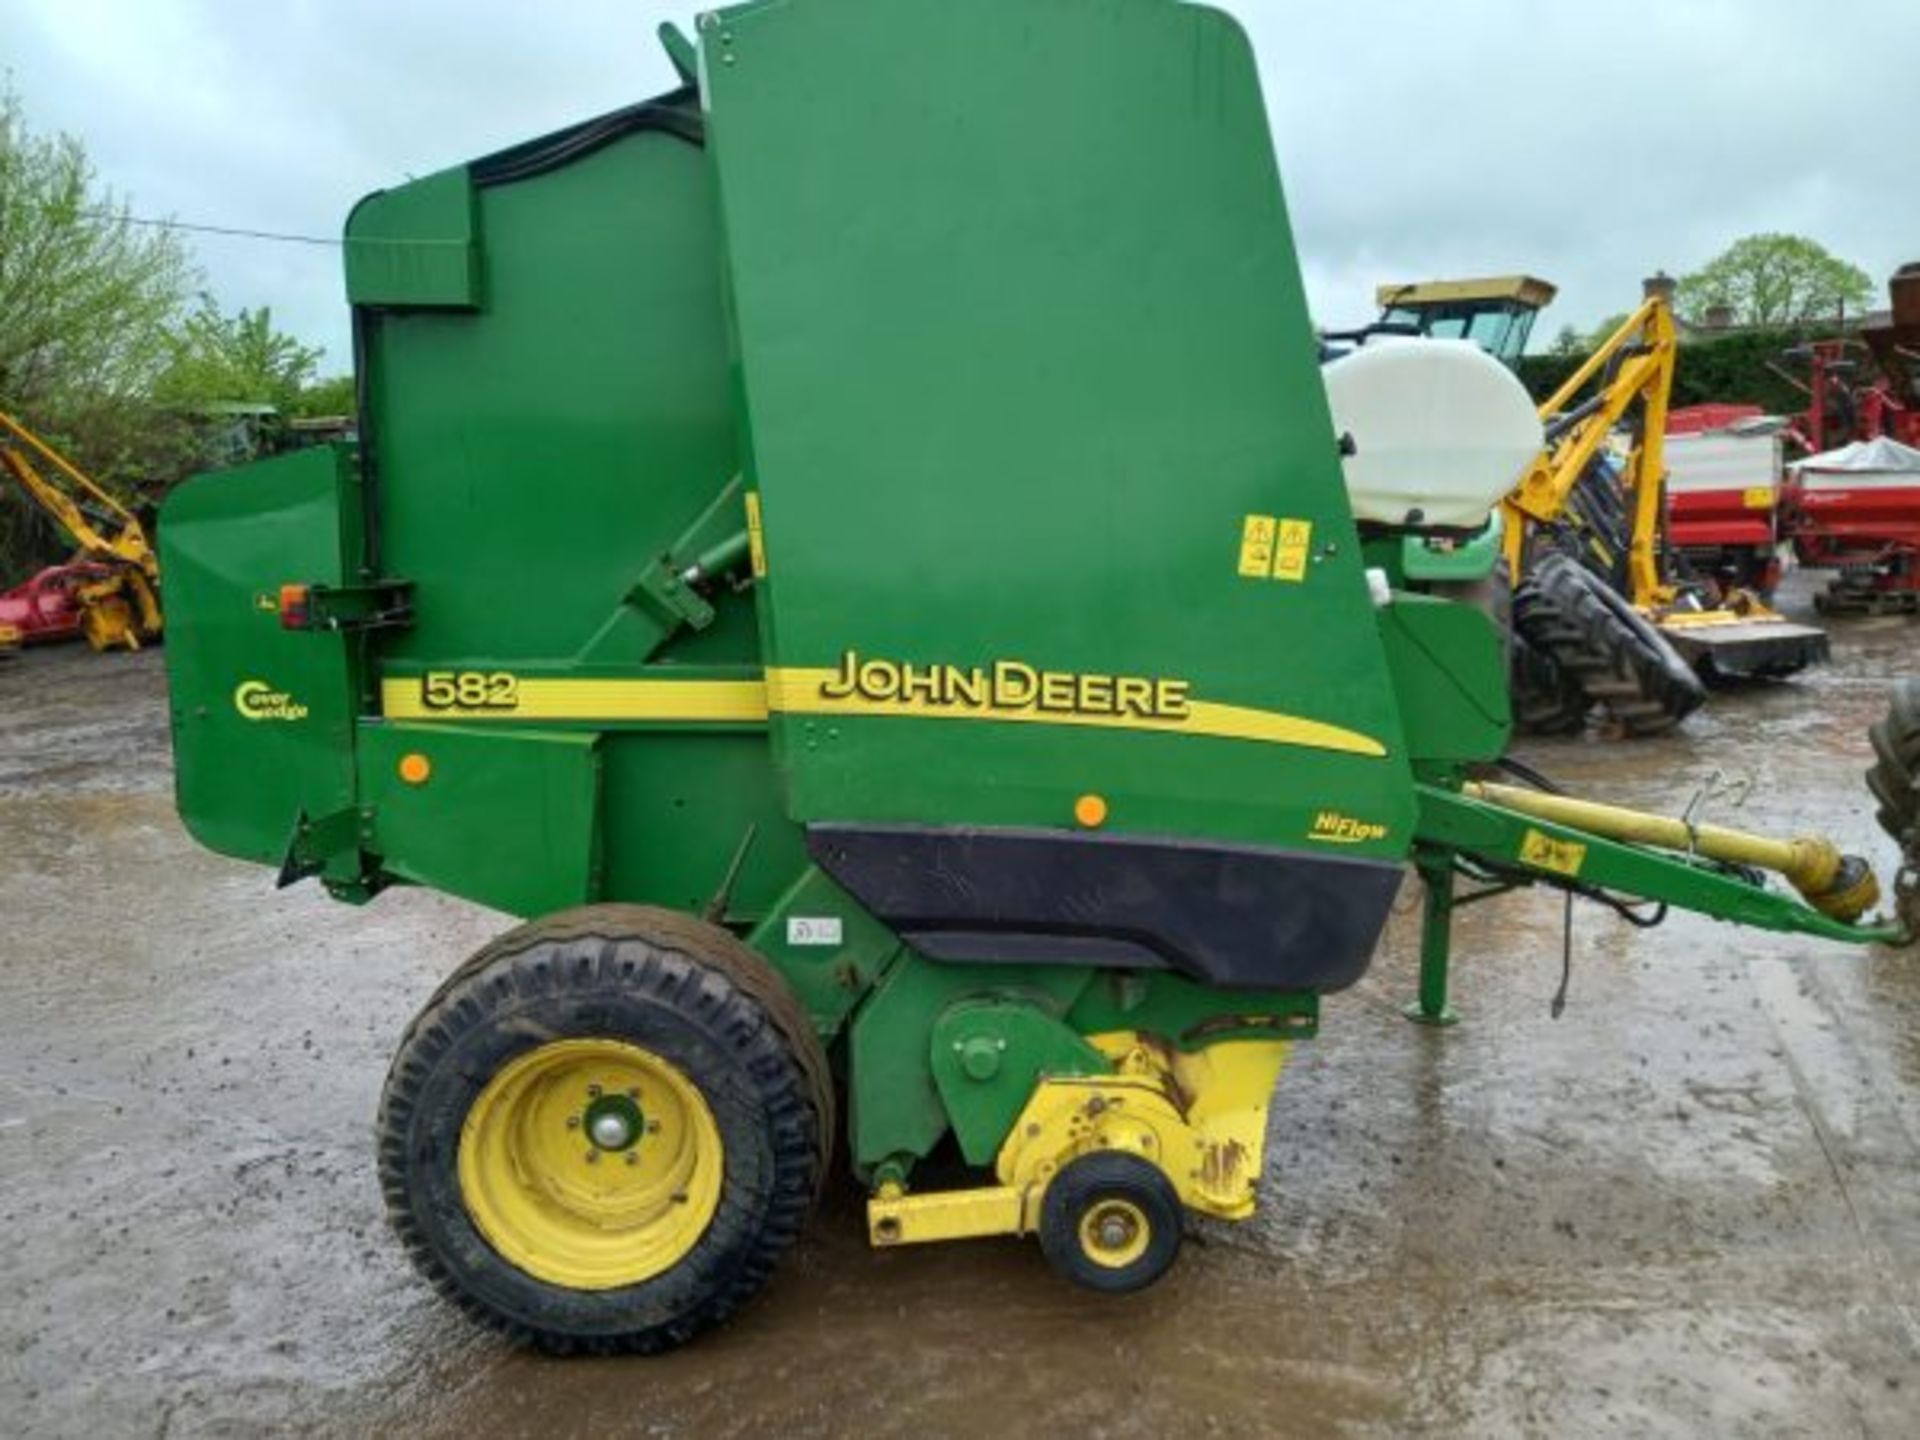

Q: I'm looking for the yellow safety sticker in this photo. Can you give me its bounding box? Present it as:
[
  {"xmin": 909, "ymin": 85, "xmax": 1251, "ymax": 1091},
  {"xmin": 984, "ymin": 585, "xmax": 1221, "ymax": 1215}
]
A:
[
  {"xmin": 1238, "ymin": 514, "xmax": 1277, "ymax": 578},
  {"xmin": 1238, "ymin": 514, "xmax": 1313, "ymax": 581},
  {"xmin": 1272, "ymin": 519, "xmax": 1313, "ymax": 582},
  {"xmin": 744, "ymin": 491, "xmax": 768, "ymax": 578},
  {"xmin": 1519, "ymin": 828, "xmax": 1586, "ymax": 877},
  {"xmin": 1742, "ymin": 486, "xmax": 1774, "ymax": 510}
]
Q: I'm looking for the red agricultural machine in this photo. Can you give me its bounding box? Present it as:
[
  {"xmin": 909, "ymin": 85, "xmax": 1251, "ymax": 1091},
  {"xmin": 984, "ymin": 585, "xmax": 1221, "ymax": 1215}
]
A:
[
  {"xmin": 1775, "ymin": 263, "xmax": 1920, "ymax": 614},
  {"xmin": 1663, "ymin": 403, "xmax": 1787, "ymax": 599}
]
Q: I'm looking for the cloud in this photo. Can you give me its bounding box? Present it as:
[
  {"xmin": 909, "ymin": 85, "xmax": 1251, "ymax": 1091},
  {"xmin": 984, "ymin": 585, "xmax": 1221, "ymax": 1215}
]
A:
[{"xmin": 9, "ymin": 0, "xmax": 1916, "ymax": 369}]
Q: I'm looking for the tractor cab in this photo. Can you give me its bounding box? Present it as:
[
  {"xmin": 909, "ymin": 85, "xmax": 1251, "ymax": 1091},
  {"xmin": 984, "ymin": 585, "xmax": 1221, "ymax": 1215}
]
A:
[{"xmin": 1372, "ymin": 275, "xmax": 1557, "ymax": 368}]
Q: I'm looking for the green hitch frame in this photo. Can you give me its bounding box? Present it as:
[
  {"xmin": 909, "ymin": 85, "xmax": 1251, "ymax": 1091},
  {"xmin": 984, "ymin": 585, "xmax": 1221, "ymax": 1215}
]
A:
[{"xmin": 1403, "ymin": 780, "xmax": 1909, "ymax": 1023}]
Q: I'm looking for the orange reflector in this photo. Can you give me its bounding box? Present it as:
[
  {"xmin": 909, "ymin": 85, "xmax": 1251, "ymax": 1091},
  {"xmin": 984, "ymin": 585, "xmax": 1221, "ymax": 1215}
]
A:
[
  {"xmin": 278, "ymin": 583, "xmax": 311, "ymax": 631},
  {"xmin": 398, "ymin": 753, "xmax": 432, "ymax": 786},
  {"xmin": 1073, "ymin": 793, "xmax": 1108, "ymax": 828}
]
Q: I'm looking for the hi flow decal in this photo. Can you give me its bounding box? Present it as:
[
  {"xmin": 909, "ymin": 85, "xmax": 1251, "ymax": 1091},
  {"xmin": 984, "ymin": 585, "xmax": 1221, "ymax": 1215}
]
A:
[
  {"xmin": 233, "ymin": 679, "xmax": 309, "ymax": 721},
  {"xmin": 381, "ymin": 652, "xmax": 1387, "ymax": 758},
  {"xmin": 1307, "ymin": 810, "xmax": 1388, "ymax": 845}
]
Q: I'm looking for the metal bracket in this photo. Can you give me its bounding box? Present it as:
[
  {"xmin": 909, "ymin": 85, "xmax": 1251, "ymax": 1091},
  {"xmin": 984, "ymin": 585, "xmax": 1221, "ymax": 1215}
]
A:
[
  {"xmin": 275, "ymin": 806, "xmax": 366, "ymax": 889},
  {"xmin": 627, "ymin": 555, "xmax": 717, "ymax": 633},
  {"xmin": 291, "ymin": 578, "xmax": 414, "ymax": 633}
]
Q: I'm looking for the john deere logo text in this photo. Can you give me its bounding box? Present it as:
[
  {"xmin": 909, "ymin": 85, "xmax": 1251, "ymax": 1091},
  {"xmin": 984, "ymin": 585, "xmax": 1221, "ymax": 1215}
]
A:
[
  {"xmin": 1308, "ymin": 810, "xmax": 1387, "ymax": 844},
  {"xmin": 818, "ymin": 650, "xmax": 1191, "ymax": 720},
  {"xmin": 233, "ymin": 679, "xmax": 309, "ymax": 722}
]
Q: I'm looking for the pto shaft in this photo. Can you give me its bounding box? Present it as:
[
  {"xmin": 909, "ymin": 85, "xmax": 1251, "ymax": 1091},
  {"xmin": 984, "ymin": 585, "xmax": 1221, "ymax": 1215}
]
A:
[{"xmin": 1463, "ymin": 780, "xmax": 1880, "ymax": 922}]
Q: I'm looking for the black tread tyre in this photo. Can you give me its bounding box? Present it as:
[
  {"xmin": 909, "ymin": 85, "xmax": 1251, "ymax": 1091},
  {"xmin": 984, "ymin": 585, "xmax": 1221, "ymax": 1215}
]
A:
[
  {"xmin": 1869, "ymin": 680, "xmax": 1920, "ymax": 847},
  {"xmin": 377, "ymin": 905, "xmax": 831, "ymax": 1355},
  {"xmin": 1511, "ymin": 629, "xmax": 1589, "ymax": 735},
  {"xmin": 1038, "ymin": 1152, "xmax": 1183, "ymax": 1294},
  {"xmin": 1438, "ymin": 560, "xmax": 1588, "ymax": 737},
  {"xmin": 1513, "ymin": 554, "xmax": 1706, "ymax": 736}
]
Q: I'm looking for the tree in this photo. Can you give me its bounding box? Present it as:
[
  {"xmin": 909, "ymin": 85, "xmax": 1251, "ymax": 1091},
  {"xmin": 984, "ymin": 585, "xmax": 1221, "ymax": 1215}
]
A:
[
  {"xmin": 1548, "ymin": 324, "xmax": 1585, "ymax": 358},
  {"xmin": 1549, "ymin": 313, "xmax": 1629, "ymax": 358},
  {"xmin": 0, "ymin": 82, "xmax": 200, "ymax": 575},
  {"xmin": 0, "ymin": 82, "xmax": 196, "ymax": 410},
  {"xmin": 1677, "ymin": 234, "xmax": 1873, "ymax": 328},
  {"xmin": 154, "ymin": 294, "xmax": 323, "ymax": 413},
  {"xmin": 292, "ymin": 373, "xmax": 354, "ymax": 419}
]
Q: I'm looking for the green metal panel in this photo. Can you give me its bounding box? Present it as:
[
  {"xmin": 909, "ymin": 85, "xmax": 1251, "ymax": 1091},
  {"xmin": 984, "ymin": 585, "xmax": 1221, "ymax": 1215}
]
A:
[
  {"xmin": 744, "ymin": 867, "xmax": 905, "ymax": 1037},
  {"xmin": 1377, "ymin": 595, "xmax": 1511, "ymax": 767},
  {"xmin": 598, "ymin": 734, "xmax": 810, "ymax": 922},
  {"xmin": 705, "ymin": 0, "xmax": 1414, "ymax": 858},
  {"xmin": 363, "ymin": 119, "xmax": 741, "ymax": 668},
  {"xmin": 359, "ymin": 721, "xmax": 604, "ymax": 916},
  {"xmin": 849, "ymin": 958, "xmax": 1093, "ymax": 1172},
  {"xmin": 930, "ymin": 1001, "xmax": 1108, "ymax": 1166},
  {"xmin": 161, "ymin": 446, "xmax": 364, "ymax": 865},
  {"xmin": 1064, "ymin": 971, "xmax": 1319, "ymax": 1048},
  {"xmin": 345, "ymin": 168, "xmax": 480, "ymax": 309}
]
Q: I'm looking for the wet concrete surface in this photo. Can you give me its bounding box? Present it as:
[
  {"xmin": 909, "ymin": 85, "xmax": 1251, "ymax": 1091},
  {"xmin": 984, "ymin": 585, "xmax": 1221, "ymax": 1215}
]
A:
[{"xmin": 3, "ymin": 576, "xmax": 1919, "ymax": 1437}]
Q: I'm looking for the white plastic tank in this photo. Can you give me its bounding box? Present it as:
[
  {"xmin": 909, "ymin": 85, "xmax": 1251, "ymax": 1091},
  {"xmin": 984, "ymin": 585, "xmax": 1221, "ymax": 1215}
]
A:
[{"xmin": 1321, "ymin": 339, "xmax": 1545, "ymax": 529}]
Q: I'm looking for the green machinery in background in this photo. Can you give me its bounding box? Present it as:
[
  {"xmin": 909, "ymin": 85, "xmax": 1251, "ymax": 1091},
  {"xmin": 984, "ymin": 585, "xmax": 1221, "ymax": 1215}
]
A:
[{"xmin": 161, "ymin": 0, "xmax": 1914, "ymax": 1354}]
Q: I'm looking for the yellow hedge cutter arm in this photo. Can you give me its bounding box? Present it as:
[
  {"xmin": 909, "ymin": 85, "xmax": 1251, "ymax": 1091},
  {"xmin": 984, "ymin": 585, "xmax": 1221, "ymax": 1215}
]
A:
[{"xmin": 0, "ymin": 408, "xmax": 162, "ymax": 650}]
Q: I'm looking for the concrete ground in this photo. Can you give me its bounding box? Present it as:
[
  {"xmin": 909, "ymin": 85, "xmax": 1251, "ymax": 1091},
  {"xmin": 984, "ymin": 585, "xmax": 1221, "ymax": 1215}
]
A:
[{"xmin": 3, "ymin": 580, "xmax": 1918, "ymax": 1438}]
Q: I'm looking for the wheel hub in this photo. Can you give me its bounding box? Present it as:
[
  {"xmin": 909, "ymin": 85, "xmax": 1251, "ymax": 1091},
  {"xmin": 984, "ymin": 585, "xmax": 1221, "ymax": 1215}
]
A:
[
  {"xmin": 1079, "ymin": 1198, "xmax": 1151, "ymax": 1269},
  {"xmin": 457, "ymin": 1038, "xmax": 724, "ymax": 1290},
  {"xmin": 585, "ymin": 1093, "xmax": 644, "ymax": 1152}
]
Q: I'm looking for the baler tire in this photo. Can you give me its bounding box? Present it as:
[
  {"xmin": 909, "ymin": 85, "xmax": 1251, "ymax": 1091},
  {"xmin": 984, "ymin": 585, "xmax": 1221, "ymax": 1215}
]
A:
[
  {"xmin": 1038, "ymin": 1152, "xmax": 1183, "ymax": 1294},
  {"xmin": 1513, "ymin": 554, "xmax": 1705, "ymax": 736},
  {"xmin": 376, "ymin": 905, "xmax": 830, "ymax": 1355}
]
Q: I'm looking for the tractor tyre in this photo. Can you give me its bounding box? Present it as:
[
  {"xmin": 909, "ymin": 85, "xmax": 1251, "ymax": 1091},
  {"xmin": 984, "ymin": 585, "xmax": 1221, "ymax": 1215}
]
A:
[
  {"xmin": 1436, "ymin": 560, "xmax": 1587, "ymax": 737},
  {"xmin": 376, "ymin": 904, "xmax": 831, "ymax": 1355},
  {"xmin": 1868, "ymin": 680, "xmax": 1920, "ymax": 847},
  {"xmin": 1513, "ymin": 553, "xmax": 1706, "ymax": 736},
  {"xmin": 1510, "ymin": 629, "xmax": 1589, "ymax": 735},
  {"xmin": 1038, "ymin": 1151, "xmax": 1184, "ymax": 1294}
]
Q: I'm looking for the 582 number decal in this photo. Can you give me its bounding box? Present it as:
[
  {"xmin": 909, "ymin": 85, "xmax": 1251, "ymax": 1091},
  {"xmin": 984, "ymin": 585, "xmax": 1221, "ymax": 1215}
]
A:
[{"xmin": 421, "ymin": 670, "xmax": 520, "ymax": 712}]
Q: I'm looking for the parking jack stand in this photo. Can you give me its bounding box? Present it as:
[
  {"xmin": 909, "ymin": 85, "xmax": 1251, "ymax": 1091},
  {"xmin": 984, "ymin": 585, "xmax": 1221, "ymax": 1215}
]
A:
[{"xmin": 1405, "ymin": 851, "xmax": 1460, "ymax": 1027}]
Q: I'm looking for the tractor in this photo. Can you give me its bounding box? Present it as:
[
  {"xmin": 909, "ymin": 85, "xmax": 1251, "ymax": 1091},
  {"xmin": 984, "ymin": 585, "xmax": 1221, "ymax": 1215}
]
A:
[
  {"xmin": 1343, "ymin": 276, "xmax": 1829, "ymax": 733},
  {"xmin": 161, "ymin": 0, "xmax": 1916, "ymax": 1354}
]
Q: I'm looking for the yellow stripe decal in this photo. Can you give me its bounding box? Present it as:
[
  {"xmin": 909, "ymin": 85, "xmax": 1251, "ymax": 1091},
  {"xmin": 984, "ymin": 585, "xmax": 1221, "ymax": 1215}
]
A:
[
  {"xmin": 766, "ymin": 668, "xmax": 1385, "ymax": 756},
  {"xmin": 382, "ymin": 676, "xmax": 768, "ymax": 722},
  {"xmin": 380, "ymin": 671, "xmax": 1385, "ymax": 758}
]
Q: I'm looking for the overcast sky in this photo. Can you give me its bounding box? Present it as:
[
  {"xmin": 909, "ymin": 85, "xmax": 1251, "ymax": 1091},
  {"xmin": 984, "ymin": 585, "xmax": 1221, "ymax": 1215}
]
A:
[{"xmin": 9, "ymin": 0, "xmax": 1916, "ymax": 374}]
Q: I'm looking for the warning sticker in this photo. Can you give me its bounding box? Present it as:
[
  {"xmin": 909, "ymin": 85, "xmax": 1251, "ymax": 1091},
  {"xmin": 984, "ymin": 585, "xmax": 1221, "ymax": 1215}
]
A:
[
  {"xmin": 786, "ymin": 916, "xmax": 843, "ymax": 947},
  {"xmin": 745, "ymin": 491, "xmax": 768, "ymax": 578},
  {"xmin": 1238, "ymin": 514, "xmax": 1277, "ymax": 577},
  {"xmin": 1272, "ymin": 519, "xmax": 1313, "ymax": 582},
  {"xmin": 1519, "ymin": 828, "xmax": 1587, "ymax": 877},
  {"xmin": 1239, "ymin": 514, "xmax": 1313, "ymax": 581}
]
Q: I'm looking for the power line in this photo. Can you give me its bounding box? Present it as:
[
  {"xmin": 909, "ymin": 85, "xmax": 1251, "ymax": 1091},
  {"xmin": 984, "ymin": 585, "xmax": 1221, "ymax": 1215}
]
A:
[{"xmin": 77, "ymin": 210, "xmax": 341, "ymax": 247}]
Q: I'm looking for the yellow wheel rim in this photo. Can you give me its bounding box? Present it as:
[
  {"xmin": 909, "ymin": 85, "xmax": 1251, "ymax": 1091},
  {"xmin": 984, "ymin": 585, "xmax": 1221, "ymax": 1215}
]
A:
[
  {"xmin": 458, "ymin": 1038, "xmax": 725, "ymax": 1291},
  {"xmin": 1078, "ymin": 1198, "xmax": 1152, "ymax": 1270}
]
